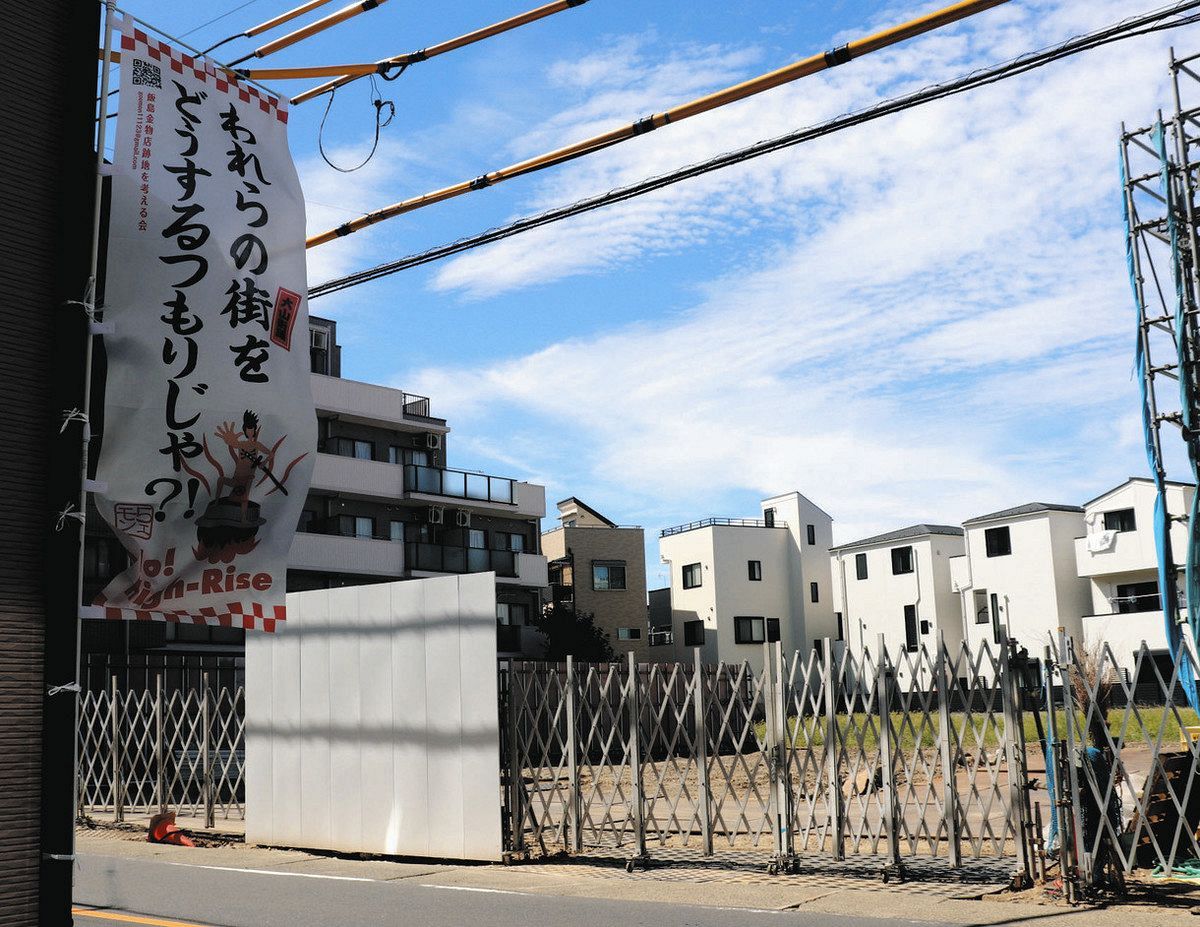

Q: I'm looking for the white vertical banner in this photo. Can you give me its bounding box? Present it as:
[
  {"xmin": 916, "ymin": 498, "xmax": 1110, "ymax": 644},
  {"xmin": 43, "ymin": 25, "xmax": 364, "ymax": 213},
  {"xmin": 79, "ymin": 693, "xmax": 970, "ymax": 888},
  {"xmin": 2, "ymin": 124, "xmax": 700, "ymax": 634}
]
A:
[{"xmin": 90, "ymin": 19, "xmax": 315, "ymax": 632}]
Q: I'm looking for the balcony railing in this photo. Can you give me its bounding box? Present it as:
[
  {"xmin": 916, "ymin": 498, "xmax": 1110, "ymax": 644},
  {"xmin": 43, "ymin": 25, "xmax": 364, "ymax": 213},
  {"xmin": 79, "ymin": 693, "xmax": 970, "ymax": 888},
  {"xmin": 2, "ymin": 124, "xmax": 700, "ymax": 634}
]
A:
[
  {"xmin": 403, "ymin": 464, "xmax": 515, "ymax": 505},
  {"xmin": 660, "ymin": 517, "xmax": 787, "ymax": 538},
  {"xmin": 648, "ymin": 627, "xmax": 674, "ymax": 647},
  {"xmin": 404, "ymin": 542, "xmax": 517, "ymax": 578},
  {"xmin": 401, "ymin": 392, "xmax": 432, "ymax": 419}
]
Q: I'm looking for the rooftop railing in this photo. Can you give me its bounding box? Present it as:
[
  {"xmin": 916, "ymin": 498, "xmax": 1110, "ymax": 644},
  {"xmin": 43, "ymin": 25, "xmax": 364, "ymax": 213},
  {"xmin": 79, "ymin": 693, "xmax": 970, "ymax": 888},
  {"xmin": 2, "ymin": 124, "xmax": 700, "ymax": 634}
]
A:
[{"xmin": 660, "ymin": 517, "xmax": 787, "ymax": 538}]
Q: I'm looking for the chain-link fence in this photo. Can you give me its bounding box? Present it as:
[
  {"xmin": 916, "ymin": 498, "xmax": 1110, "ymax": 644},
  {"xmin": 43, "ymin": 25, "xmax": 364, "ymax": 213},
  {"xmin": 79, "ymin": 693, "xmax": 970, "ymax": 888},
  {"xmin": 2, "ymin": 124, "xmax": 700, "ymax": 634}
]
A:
[{"xmin": 78, "ymin": 674, "xmax": 245, "ymax": 826}]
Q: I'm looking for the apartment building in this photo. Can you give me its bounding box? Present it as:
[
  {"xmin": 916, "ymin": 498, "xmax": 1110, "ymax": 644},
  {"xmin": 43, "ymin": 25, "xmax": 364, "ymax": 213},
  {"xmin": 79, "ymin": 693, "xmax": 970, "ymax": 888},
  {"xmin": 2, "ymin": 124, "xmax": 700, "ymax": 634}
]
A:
[
  {"xmin": 831, "ymin": 525, "xmax": 965, "ymax": 679},
  {"xmin": 81, "ymin": 316, "xmax": 549, "ymax": 662},
  {"xmin": 658, "ymin": 491, "xmax": 835, "ymax": 672},
  {"xmin": 951, "ymin": 503, "xmax": 1091, "ymax": 660},
  {"xmin": 542, "ymin": 497, "xmax": 648, "ymax": 658},
  {"xmin": 1075, "ymin": 478, "xmax": 1194, "ymax": 676}
]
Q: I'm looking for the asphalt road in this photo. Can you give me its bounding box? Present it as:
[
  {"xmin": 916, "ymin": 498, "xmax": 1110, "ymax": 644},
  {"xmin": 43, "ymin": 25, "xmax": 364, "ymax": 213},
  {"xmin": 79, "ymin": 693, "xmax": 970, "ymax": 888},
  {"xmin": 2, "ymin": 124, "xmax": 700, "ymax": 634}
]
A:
[{"xmin": 74, "ymin": 853, "xmax": 955, "ymax": 927}]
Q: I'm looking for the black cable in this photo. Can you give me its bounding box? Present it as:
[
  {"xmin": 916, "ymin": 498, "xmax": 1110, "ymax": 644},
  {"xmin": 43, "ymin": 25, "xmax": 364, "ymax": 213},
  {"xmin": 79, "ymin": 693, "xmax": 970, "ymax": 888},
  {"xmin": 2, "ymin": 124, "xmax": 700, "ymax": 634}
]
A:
[
  {"xmin": 310, "ymin": 0, "xmax": 1200, "ymax": 299},
  {"xmin": 318, "ymin": 76, "xmax": 396, "ymax": 173},
  {"xmin": 198, "ymin": 32, "xmax": 248, "ymax": 57}
]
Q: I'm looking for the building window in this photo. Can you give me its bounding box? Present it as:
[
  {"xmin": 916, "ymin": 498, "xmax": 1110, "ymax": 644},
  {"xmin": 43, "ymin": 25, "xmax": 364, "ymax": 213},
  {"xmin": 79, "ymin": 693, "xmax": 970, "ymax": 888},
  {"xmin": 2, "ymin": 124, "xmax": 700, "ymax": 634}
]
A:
[
  {"xmin": 990, "ymin": 592, "xmax": 1003, "ymax": 643},
  {"xmin": 763, "ymin": 508, "xmax": 775, "ymax": 527},
  {"xmin": 682, "ymin": 562, "xmax": 702, "ymax": 589},
  {"xmin": 497, "ymin": 602, "xmax": 529, "ymax": 626},
  {"xmin": 297, "ymin": 510, "xmax": 316, "ymax": 533},
  {"xmin": 389, "ymin": 520, "xmax": 404, "ymax": 542},
  {"xmin": 891, "ymin": 546, "xmax": 914, "ymax": 575},
  {"xmin": 617, "ymin": 627, "xmax": 642, "ymax": 640},
  {"xmin": 806, "ymin": 524, "xmax": 816, "ymax": 545},
  {"xmin": 352, "ymin": 439, "xmax": 373, "ymax": 461},
  {"xmin": 468, "ymin": 528, "xmax": 486, "ymax": 549},
  {"xmin": 747, "ymin": 560, "xmax": 762, "ymax": 581},
  {"xmin": 973, "ymin": 590, "xmax": 990, "ymax": 624},
  {"xmin": 593, "ymin": 561, "xmax": 627, "ymax": 591},
  {"xmin": 734, "ymin": 616, "xmax": 766, "ymax": 644},
  {"xmin": 354, "ymin": 516, "xmax": 374, "ymax": 539},
  {"xmin": 767, "ymin": 618, "xmax": 781, "ymax": 643},
  {"xmin": 855, "ymin": 552, "xmax": 867, "ymax": 580},
  {"xmin": 984, "ymin": 526, "xmax": 1011, "ymax": 558},
  {"xmin": 389, "ymin": 446, "xmax": 430, "ymax": 467},
  {"xmin": 1103, "ymin": 508, "xmax": 1137, "ymax": 533},
  {"xmin": 810, "ymin": 582, "xmax": 819, "ymax": 603},
  {"xmin": 684, "ymin": 620, "xmax": 705, "ymax": 647},
  {"xmin": 903, "ymin": 604, "xmax": 918, "ymax": 653},
  {"xmin": 835, "ymin": 611, "xmax": 844, "ymax": 641},
  {"xmin": 1115, "ymin": 580, "xmax": 1160, "ymax": 614}
]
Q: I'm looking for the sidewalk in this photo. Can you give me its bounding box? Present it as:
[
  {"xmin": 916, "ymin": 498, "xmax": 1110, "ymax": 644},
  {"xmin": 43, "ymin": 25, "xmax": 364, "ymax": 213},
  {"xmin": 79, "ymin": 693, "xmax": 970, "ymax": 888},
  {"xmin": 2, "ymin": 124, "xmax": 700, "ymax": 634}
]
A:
[{"xmin": 75, "ymin": 828, "xmax": 1200, "ymax": 925}]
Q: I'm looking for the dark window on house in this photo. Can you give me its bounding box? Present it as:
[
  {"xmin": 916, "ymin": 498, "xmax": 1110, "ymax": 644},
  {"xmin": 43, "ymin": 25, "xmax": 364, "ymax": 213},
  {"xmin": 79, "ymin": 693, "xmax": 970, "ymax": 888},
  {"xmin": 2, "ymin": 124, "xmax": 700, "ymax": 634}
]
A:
[
  {"xmin": 767, "ymin": 618, "xmax": 781, "ymax": 643},
  {"xmin": 806, "ymin": 524, "xmax": 816, "ymax": 545},
  {"xmin": 352, "ymin": 439, "xmax": 373, "ymax": 461},
  {"xmin": 903, "ymin": 604, "xmax": 918, "ymax": 653},
  {"xmin": 1115, "ymin": 580, "xmax": 1160, "ymax": 614},
  {"xmin": 835, "ymin": 611, "xmax": 844, "ymax": 641},
  {"xmin": 985, "ymin": 526, "xmax": 1012, "ymax": 558},
  {"xmin": 498, "ymin": 531, "xmax": 526, "ymax": 552},
  {"xmin": 920, "ymin": 619, "xmax": 931, "ymax": 635},
  {"xmin": 497, "ymin": 602, "xmax": 529, "ymax": 626},
  {"xmin": 734, "ymin": 616, "xmax": 766, "ymax": 644},
  {"xmin": 468, "ymin": 528, "xmax": 486, "ymax": 549},
  {"xmin": 682, "ymin": 562, "xmax": 702, "ymax": 589},
  {"xmin": 297, "ymin": 510, "xmax": 316, "ymax": 533},
  {"xmin": 389, "ymin": 520, "xmax": 404, "ymax": 542},
  {"xmin": 748, "ymin": 560, "xmax": 762, "ymax": 581},
  {"xmin": 763, "ymin": 508, "xmax": 775, "ymax": 527},
  {"xmin": 355, "ymin": 516, "xmax": 374, "ymax": 539},
  {"xmin": 1103, "ymin": 508, "xmax": 1137, "ymax": 533},
  {"xmin": 593, "ymin": 561, "xmax": 627, "ymax": 591},
  {"xmin": 891, "ymin": 546, "xmax": 914, "ymax": 575},
  {"xmin": 684, "ymin": 620, "xmax": 706, "ymax": 647},
  {"xmin": 617, "ymin": 627, "xmax": 642, "ymax": 640},
  {"xmin": 855, "ymin": 552, "xmax": 868, "ymax": 580},
  {"xmin": 810, "ymin": 582, "xmax": 819, "ymax": 603},
  {"xmin": 990, "ymin": 592, "xmax": 1003, "ymax": 643},
  {"xmin": 974, "ymin": 590, "xmax": 990, "ymax": 624}
]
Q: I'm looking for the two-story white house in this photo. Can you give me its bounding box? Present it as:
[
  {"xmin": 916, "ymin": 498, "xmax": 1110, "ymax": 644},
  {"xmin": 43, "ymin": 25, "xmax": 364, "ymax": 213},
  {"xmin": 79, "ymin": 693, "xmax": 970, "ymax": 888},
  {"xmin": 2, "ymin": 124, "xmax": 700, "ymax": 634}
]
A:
[
  {"xmin": 952, "ymin": 503, "xmax": 1092, "ymax": 661},
  {"xmin": 1075, "ymin": 478, "xmax": 1194, "ymax": 678},
  {"xmin": 657, "ymin": 491, "xmax": 835, "ymax": 672},
  {"xmin": 831, "ymin": 525, "xmax": 965, "ymax": 682}
]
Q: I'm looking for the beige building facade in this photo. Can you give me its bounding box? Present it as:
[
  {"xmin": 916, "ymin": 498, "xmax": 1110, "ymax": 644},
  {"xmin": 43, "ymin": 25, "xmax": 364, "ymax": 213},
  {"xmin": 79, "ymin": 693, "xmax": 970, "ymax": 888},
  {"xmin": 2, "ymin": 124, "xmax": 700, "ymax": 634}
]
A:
[{"xmin": 542, "ymin": 498, "xmax": 649, "ymax": 658}]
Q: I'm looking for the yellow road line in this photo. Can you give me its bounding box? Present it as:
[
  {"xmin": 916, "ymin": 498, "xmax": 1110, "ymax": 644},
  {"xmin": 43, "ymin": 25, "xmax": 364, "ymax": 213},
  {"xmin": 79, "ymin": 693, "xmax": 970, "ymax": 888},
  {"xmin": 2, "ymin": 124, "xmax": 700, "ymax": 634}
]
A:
[{"xmin": 71, "ymin": 908, "xmax": 210, "ymax": 927}]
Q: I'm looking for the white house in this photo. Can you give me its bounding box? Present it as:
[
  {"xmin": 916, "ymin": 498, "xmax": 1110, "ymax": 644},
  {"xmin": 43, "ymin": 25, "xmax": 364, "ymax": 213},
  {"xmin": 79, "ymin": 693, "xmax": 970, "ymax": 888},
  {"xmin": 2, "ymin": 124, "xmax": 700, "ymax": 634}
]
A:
[
  {"xmin": 658, "ymin": 491, "xmax": 835, "ymax": 672},
  {"xmin": 953, "ymin": 503, "xmax": 1091, "ymax": 661},
  {"xmin": 1075, "ymin": 478, "xmax": 1195, "ymax": 677},
  {"xmin": 831, "ymin": 525, "xmax": 965, "ymax": 679}
]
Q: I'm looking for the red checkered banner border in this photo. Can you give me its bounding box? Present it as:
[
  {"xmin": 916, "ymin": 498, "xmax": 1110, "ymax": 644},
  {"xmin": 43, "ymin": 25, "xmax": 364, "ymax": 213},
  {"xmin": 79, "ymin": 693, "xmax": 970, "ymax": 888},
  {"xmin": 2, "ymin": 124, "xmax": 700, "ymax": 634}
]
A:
[
  {"xmin": 80, "ymin": 601, "xmax": 285, "ymax": 632},
  {"xmin": 119, "ymin": 20, "xmax": 289, "ymax": 124}
]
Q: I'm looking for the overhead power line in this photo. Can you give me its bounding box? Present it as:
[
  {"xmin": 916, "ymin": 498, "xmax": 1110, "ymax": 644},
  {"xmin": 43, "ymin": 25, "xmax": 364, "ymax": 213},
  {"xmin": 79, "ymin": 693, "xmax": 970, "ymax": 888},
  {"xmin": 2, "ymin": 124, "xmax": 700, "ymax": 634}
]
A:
[
  {"xmin": 309, "ymin": 0, "xmax": 1200, "ymax": 300},
  {"xmin": 305, "ymin": 0, "xmax": 1014, "ymax": 248}
]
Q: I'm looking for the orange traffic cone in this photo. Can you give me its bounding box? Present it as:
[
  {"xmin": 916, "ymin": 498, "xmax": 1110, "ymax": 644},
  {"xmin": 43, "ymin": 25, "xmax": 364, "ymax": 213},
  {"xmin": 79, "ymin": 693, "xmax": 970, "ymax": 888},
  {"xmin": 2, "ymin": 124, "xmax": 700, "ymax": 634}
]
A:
[{"xmin": 148, "ymin": 811, "xmax": 196, "ymax": 847}]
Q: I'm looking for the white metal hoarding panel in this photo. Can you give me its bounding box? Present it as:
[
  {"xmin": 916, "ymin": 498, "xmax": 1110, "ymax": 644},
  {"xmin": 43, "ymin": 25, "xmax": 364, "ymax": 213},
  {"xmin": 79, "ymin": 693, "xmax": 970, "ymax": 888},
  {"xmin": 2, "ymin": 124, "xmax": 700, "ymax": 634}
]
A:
[
  {"xmin": 92, "ymin": 18, "xmax": 315, "ymax": 631},
  {"xmin": 245, "ymin": 576, "xmax": 502, "ymax": 860}
]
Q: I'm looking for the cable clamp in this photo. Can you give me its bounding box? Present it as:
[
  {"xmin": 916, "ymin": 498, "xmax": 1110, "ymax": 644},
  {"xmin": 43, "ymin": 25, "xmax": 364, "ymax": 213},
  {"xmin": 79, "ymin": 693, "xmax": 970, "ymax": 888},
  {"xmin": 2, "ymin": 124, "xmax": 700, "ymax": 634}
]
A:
[
  {"xmin": 334, "ymin": 224, "xmax": 353, "ymax": 238},
  {"xmin": 469, "ymin": 175, "xmax": 492, "ymax": 190},
  {"xmin": 408, "ymin": 49, "xmax": 428, "ymax": 63},
  {"xmin": 48, "ymin": 681, "xmax": 81, "ymax": 697},
  {"xmin": 823, "ymin": 44, "xmax": 852, "ymax": 68},
  {"xmin": 362, "ymin": 0, "xmax": 378, "ymax": 9},
  {"xmin": 566, "ymin": 0, "xmax": 588, "ymax": 6},
  {"xmin": 55, "ymin": 504, "xmax": 85, "ymax": 532},
  {"xmin": 60, "ymin": 409, "xmax": 89, "ymax": 433},
  {"xmin": 632, "ymin": 116, "xmax": 657, "ymax": 136}
]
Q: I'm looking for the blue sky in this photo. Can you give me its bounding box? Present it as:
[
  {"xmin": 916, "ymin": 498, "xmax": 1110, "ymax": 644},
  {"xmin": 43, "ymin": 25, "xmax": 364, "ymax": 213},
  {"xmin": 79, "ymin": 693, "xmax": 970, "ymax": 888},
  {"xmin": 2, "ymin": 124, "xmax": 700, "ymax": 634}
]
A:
[{"xmin": 120, "ymin": 0, "xmax": 1199, "ymax": 588}]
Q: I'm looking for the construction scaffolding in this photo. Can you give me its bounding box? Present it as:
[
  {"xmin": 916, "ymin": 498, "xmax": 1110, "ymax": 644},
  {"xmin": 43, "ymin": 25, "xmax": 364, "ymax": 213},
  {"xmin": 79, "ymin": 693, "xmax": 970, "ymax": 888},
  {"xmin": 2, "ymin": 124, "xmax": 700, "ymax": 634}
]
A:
[{"xmin": 1121, "ymin": 49, "xmax": 1200, "ymax": 698}]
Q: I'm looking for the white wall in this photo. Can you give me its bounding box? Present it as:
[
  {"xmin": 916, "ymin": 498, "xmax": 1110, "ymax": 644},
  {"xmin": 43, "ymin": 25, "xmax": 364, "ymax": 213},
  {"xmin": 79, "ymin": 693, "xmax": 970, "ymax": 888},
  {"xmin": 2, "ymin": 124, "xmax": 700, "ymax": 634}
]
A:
[
  {"xmin": 833, "ymin": 533, "xmax": 965, "ymax": 681},
  {"xmin": 763, "ymin": 492, "xmax": 836, "ymax": 643},
  {"xmin": 245, "ymin": 574, "xmax": 502, "ymax": 861},
  {"xmin": 962, "ymin": 511, "xmax": 1087, "ymax": 654}
]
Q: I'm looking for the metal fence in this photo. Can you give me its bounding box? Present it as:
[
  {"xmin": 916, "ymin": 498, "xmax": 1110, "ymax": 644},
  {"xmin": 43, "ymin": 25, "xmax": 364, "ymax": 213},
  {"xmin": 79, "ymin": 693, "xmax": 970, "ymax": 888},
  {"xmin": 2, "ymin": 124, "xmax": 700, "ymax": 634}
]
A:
[
  {"xmin": 503, "ymin": 639, "xmax": 1027, "ymax": 875},
  {"xmin": 78, "ymin": 674, "xmax": 245, "ymax": 826}
]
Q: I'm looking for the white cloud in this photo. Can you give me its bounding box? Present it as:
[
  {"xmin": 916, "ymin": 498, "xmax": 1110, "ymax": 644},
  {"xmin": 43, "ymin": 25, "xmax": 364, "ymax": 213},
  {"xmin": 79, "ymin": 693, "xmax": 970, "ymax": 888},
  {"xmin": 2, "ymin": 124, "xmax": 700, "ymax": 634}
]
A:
[{"xmin": 400, "ymin": 1, "xmax": 1193, "ymax": 544}]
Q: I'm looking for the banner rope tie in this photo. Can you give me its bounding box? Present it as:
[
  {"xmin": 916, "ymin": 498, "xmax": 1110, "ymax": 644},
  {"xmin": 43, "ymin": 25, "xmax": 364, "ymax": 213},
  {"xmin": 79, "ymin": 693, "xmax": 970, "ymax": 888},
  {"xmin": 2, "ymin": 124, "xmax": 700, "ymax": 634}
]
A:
[
  {"xmin": 60, "ymin": 409, "xmax": 90, "ymax": 433},
  {"xmin": 47, "ymin": 681, "xmax": 82, "ymax": 697},
  {"xmin": 54, "ymin": 504, "xmax": 86, "ymax": 532}
]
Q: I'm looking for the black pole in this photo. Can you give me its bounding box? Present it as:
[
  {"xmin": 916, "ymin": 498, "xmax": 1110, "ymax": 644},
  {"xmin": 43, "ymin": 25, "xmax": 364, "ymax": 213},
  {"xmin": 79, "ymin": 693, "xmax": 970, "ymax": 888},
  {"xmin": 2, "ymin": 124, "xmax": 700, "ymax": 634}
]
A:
[{"xmin": 37, "ymin": 1, "xmax": 103, "ymax": 924}]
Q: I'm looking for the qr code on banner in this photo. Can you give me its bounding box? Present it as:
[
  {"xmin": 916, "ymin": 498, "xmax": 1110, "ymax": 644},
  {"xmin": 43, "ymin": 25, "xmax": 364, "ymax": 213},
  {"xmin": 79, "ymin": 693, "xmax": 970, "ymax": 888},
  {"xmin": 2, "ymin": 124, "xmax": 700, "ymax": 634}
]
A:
[{"xmin": 131, "ymin": 59, "xmax": 161, "ymax": 88}]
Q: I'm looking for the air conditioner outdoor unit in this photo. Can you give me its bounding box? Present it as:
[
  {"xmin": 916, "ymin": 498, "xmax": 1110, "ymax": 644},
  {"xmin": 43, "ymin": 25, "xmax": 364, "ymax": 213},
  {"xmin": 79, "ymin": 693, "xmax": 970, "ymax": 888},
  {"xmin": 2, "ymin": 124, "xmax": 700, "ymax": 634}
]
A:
[
  {"xmin": 426, "ymin": 506, "xmax": 445, "ymax": 525},
  {"xmin": 455, "ymin": 510, "xmax": 471, "ymax": 528},
  {"xmin": 425, "ymin": 433, "xmax": 441, "ymax": 450}
]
